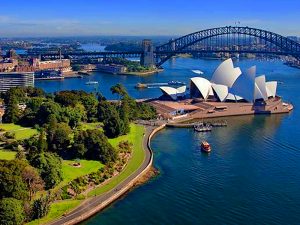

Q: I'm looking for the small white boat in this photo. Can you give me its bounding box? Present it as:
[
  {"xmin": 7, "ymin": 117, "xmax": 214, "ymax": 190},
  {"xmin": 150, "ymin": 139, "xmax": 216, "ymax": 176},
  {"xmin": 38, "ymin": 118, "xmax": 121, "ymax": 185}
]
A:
[
  {"xmin": 192, "ymin": 70, "xmax": 204, "ymax": 75},
  {"xmin": 85, "ymin": 81, "xmax": 99, "ymax": 85}
]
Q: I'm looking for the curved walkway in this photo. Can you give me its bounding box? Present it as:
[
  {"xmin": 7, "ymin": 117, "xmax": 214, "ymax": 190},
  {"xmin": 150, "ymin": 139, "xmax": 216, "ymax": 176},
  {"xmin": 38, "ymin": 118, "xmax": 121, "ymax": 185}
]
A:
[{"xmin": 48, "ymin": 124, "xmax": 165, "ymax": 225}]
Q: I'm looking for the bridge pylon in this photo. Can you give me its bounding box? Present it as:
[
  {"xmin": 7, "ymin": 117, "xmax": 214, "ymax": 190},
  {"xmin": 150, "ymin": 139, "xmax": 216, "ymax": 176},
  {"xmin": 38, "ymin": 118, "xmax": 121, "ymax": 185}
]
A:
[{"xmin": 140, "ymin": 39, "xmax": 155, "ymax": 68}]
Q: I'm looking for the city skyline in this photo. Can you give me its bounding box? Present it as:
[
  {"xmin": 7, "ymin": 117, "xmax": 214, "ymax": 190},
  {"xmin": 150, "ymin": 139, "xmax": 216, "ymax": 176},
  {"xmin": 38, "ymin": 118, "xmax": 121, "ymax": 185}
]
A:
[{"xmin": 0, "ymin": 0, "xmax": 300, "ymax": 37}]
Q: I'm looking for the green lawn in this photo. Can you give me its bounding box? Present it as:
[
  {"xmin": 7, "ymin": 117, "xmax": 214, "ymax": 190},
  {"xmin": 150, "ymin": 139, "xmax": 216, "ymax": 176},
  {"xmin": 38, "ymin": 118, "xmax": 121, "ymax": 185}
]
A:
[
  {"xmin": 80, "ymin": 122, "xmax": 103, "ymax": 131},
  {"xmin": 88, "ymin": 123, "xmax": 145, "ymax": 196},
  {"xmin": 0, "ymin": 123, "xmax": 38, "ymax": 140},
  {"xmin": 61, "ymin": 159, "xmax": 104, "ymax": 186},
  {"xmin": 0, "ymin": 150, "xmax": 16, "ymax": 160},
  {"xmin": 26, "ymin": 200, "xmax": 82, "ymax": 225}
]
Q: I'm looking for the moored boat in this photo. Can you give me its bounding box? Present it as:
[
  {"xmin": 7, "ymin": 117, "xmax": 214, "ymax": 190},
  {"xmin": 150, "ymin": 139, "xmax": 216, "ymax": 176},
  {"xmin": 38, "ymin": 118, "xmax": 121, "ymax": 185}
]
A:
[
  {"xmin": 201, "ymin": 141, "xmax": 211, "ymax": 153},
  {"xmin": 194, "ymin": 124, "xmax": 212, "ymax": 132},
  {"xmin": 85, "ymin": 81, "xmax": 99, "ymax": 85}
]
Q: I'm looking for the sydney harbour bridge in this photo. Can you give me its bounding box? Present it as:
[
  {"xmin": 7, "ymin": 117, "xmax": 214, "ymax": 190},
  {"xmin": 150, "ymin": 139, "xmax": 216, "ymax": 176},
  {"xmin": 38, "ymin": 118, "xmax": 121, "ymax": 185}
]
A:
[{"xmin": 35, "ymin": 26, "xmax": 300, "ymax": 67}]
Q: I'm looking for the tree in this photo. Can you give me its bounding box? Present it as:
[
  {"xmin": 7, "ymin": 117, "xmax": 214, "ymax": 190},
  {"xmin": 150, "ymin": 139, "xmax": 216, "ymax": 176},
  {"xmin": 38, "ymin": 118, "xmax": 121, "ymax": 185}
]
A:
[
  {"xmin": 31, "ymin": 194, "xmax": 51, "ymax": 220},
  {"xmin": 110, "ymin": 83, "xmax": 127, "ymax": 98},
  {"xmin": 47, "ymin": 122, "xmax": 72, "ymax": 153},
  {"xmin": 36, "ymin": 101, "xmax": 62, "ymax": 125},
  {"xmin": 37, "ymin": 130, "xmax": 48, "ymax": 153},
  {"xmin": 81, "ymin": 94, "xmax": 98, "ymax": 122},
  {"xmin": 21, "ymin": 166, "xmax": 44, "ymax": 200},
  {"xmin": 0, "ymin": 198, "xmax": 25, "ymax": 225},
  {"xmin": 118, "ymin": 95, "xmax": 131, "ymax": 134},
  {"xmin": 0, "ymin": 160, "xmax": 29, "ymax": 200},
  {"xmin": 72, "ymin": 130, "xmax": 88, "ymax": 158},
  {"xmin": 24, "ymin": 87, "xmax": 45, "ymax": 97},
  {"xmin": 63, "ymin": 104, "xmax": 86, "ymax": 128},
  {"xmin": 103, "ymin": 105, "xmax": 124, "ymax": 138},
  {"xmin": 29, "ymin": 152, "xmax": 62, "ymax": 189},
  {"xmin": 97, "ymin": 100, "xmax": 114, "ymax": 122},
  {"xmin": 72, "ymin": 64, "xmax": 81, "ymax": 71},
  {"xmin": 84, "ymin": 129, "xmax": 117, "ymax": 164},
  {"xmin": 2, "ymin": 97, "xmax": 20, "ymax": 123},
  {"xmin": 3, "ymin": 87, "xmax": 26, "ymax": 104},
  {"xmin": 54, "ymin": 91, "xmax": 80, "ymax": 107}
]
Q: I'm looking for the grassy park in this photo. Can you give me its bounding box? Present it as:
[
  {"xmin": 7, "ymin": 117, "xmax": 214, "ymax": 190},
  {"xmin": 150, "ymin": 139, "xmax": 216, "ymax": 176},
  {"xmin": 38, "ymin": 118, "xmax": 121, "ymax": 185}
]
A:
[
  {"xmin": 0, "ymin": 123, "xmax": 38, "ymax": 140},
  {"xmin": 88, "ymin": 123, "xmax": 145, "ymax": 196},
  {"xmin": 61, "ymin": 159, "xmax": 104, "ymax": 187},
  {"xmin": 26, "ymin": 123, "xmax": 146, "ymax": 224},
  {"xmin": 0, "ymin": 150, "xmax": 16, "ymax": 160},
  {"xmin": 26, "ymin": 200, "xmax": 82, "ymax": 225}
]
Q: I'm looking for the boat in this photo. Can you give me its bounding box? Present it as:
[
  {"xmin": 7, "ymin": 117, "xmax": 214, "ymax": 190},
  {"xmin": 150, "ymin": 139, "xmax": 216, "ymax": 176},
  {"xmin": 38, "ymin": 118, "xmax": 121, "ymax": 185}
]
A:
[
  {"xmin": 168, "ymin": 80, "xmax": 186, "ymax": 86},
  {"xmin": 135, "ymin": 83, "xmax": 148, "ymax": 89},
  {"xmin": 85, "ymin": 81, "xmax": 98, "ymax": 85},
  {"xmin": 192, "ymin": 70, "xmax": 204, "ymax": 75},
  {"xmin": 211, "ymin": 120, "xmax": 227, "ymax": 127},
  {"xmin": 194, "ymin": 124, "xmax": 212, "ymax": 132},
  {"xmin": 201, "ymin": 141, "xmax": 211, "ymax": 153}
]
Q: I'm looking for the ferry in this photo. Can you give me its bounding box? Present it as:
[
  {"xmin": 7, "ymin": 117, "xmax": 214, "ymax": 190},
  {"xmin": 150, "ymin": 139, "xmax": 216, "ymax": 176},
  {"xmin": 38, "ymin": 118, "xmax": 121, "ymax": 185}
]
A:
[
  {"xmin": 201, "ymin": 141, "xmax": 211, "ymax": 153},
  {"xmin": 168, "ymin": 80, "xmax": 186, "ymax": 86},
  {"xmin": 135, "ymin": 83, "xmax": 147, "ymax": 89},
  {"xmin": 85, "ymin": 81, "xmax": 99, "ymax": 85}
]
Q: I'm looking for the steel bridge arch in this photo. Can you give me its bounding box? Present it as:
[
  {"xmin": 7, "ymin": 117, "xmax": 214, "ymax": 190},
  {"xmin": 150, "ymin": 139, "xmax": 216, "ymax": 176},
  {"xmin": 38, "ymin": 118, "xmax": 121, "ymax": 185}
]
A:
[{"xmin": 155, "ymin": 26, "xmax": 300, "ymax": 66}]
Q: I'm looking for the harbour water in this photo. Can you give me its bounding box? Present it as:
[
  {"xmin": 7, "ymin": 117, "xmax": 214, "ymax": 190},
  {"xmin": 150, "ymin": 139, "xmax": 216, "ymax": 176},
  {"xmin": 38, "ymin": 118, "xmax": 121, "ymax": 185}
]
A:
[
  {"xmin": 36, "ymin": 58, "xmax": 292, "ymax": 100},
  {"xmin": 38, "ymin": 57, "xmax": 300, "ymax": 224}
]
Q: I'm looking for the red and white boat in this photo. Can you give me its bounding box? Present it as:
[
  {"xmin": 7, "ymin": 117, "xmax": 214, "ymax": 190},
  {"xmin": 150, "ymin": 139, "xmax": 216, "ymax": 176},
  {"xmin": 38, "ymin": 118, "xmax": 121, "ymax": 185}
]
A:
[{"xmin": 201, "ymin": 141, "xmax": 211, "ymax": 153}]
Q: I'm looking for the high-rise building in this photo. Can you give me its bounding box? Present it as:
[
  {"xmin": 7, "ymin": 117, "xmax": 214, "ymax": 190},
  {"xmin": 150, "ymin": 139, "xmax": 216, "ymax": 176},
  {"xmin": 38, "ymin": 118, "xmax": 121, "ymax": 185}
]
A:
[
  {"xmin": 0, "ymin": 72, "xmax": 34, "ymax": 92},
  {"xmin": 140, "ymin": 39, "xmax": 155, "ymax": 68}
]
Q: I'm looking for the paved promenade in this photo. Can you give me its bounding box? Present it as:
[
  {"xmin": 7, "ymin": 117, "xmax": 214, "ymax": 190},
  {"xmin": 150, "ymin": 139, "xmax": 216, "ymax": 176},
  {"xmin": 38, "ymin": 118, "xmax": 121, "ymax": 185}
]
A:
[{"xmin": 48, "ymin": 126, "xmax": 157, "ymax": 225}]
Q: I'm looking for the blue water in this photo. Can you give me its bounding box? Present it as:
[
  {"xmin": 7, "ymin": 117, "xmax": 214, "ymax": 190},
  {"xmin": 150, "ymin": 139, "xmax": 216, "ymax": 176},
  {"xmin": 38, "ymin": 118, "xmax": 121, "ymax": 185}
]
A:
[
  {"xmin": 37, "ymin": 57, "xmax": 300, "ymax": 224},
  {"xmin": 36, "ymin": 58, "xmax": 293, "ymax": 100}
]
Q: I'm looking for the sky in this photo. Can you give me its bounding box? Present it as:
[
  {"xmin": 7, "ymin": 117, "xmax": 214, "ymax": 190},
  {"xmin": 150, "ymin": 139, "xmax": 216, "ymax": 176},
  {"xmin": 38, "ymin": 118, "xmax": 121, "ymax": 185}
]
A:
[{"xmin": 0, "ymin": 0, "xmax": 299, "ymax": 37}]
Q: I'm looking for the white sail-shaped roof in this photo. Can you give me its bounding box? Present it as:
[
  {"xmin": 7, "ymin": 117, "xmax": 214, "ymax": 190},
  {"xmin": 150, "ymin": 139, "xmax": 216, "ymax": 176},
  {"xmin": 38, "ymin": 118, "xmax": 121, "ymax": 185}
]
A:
[
  {"xmin": 190, "ymin": 77, "xmax": 211, "ymax": 100},
  {"xmin": 266, "ymin": 81, "xmax": 277, "ymax": 98},
  {"xmin": 211, "ymin": 58, "xmax": 242, "ymax": 88},
  {"xmin": 160, "ymin": 86, "xmax": 177, "ymax": 100},
  {"xmin": 254, "ymin": 75, "xmax": 268, "ymax": 100},
  {"xmin": 176, "ymin": 86, "xmax": 187, "ymax": 98},
  {"xmin": 208, "ymin": 86, "xmax": 214, "ymax": 96},
  {"xmin": 160, "ymin": 86, "xmax": 187, "ymax": 100},
  {"xmin": 226, "ymin": 93, "xmax": 244, "ymax": 101},
  {"xmin": 211, "ymin": 83, "xmax": 228, "ymax": 102},
  {"xmin": 231, "ymin": 66, "xmax": 256, "ymax": 102}
]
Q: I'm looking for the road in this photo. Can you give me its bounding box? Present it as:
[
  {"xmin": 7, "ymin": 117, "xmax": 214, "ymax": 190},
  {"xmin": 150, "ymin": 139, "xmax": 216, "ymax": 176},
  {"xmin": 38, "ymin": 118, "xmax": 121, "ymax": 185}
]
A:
[{"xmin": 48, "ymin": 126, "xmax": 154, "ymax": 225}]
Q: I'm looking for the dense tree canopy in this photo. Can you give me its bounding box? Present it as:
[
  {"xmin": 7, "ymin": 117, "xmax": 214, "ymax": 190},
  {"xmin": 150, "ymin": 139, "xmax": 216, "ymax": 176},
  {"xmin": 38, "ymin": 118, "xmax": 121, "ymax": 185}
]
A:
[
  {"xmin": 0, "ymin": 160, "xmax": 29, "ymax": 200},
  {"xmin": 0, "ymin": 198, "xmax": 25, "ymax": 225},
  {"xmin": 73, "ymin": 129, "xmax": 117, "ymax": 164},
  {"xmin": 29, "ymin": 152, "xmax": 62, "ymax": 189}
]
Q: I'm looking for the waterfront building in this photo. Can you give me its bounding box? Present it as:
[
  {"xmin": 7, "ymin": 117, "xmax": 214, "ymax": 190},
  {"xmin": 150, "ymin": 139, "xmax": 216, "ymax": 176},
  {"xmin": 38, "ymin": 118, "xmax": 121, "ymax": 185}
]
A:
[
  {"xmin": 0, "ymin": 59, "xmax": 18, "ymax": 72},
  {"xmin": 96, "ymin": 64, "xmax": 127, "ymax": 74},
  {"xmin": 190, "ymin": 58, "xmax": 278, "ymax": 102},
  {"xmin": 31, "ymin": 58, "xmax": 71, "ymax": 71},
  {"xmin": 0, "ymin": 72, "xmax": 34, "ymax": 92},
  {"xmin": 77, "ymin": 64, "xmax": 96, "ymax": 71}
]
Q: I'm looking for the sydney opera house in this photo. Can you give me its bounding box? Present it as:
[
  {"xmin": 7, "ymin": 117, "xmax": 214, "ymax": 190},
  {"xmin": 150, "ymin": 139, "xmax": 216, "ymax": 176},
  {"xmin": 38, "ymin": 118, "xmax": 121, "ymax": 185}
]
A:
[
  {"xmin": 153, "ymin": 58, "xmax": 293, "ymax": 119},
  {"xmin": 160, "ymin": 58, "xmax": 277, "ymax": 102}
]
